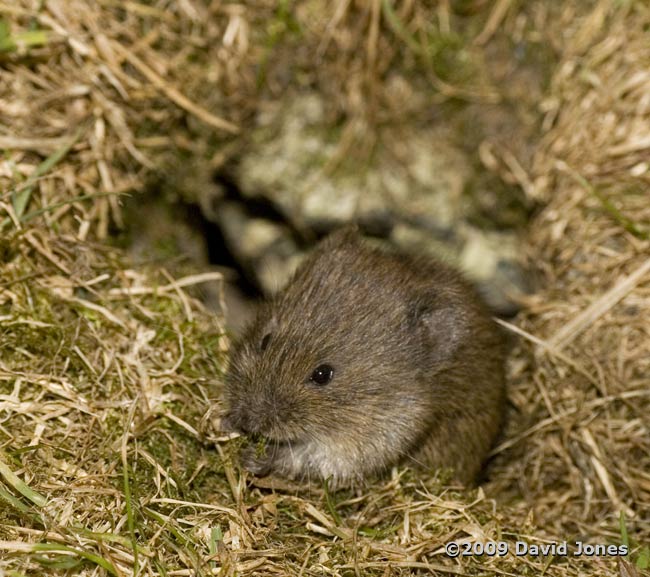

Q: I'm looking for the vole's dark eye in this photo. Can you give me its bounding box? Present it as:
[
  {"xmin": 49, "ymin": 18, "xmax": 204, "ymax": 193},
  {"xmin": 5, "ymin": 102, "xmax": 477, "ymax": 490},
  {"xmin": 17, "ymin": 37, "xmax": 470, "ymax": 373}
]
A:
[
  {"xmin": 310, "ymin": 364, "xmax": 334, "ymax": 386},
  {"xmin": 260, "ymin": 333, "xmax": 271, "ymax": 351}
]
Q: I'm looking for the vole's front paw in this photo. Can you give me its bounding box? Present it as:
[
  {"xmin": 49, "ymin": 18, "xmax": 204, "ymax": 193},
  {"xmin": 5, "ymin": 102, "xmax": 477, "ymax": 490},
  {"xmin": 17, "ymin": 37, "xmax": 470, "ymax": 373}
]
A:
[{"xmin": 240, "ymin": 445, "xmax": 274, "ymax": 477}]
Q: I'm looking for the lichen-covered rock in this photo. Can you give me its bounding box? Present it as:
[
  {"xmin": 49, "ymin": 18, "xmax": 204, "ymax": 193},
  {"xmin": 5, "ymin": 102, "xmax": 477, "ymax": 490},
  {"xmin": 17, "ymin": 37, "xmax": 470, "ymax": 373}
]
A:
[
  {"xmin": 235, "ymin": 92, "xmax": 470, "ymax": 232},
  {"xmin": 207, "ymin": 91, "xmax": 529, "ymax": 314}
]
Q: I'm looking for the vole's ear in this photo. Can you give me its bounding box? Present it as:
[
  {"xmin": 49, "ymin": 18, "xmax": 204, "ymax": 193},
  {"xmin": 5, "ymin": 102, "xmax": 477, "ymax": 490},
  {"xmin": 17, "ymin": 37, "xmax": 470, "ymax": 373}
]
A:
[
  {"xmin": 408, "ymin": 295, "xmax": 470, "ymax": 364},
  {"xmin": 322, "ymin": 225, "xmax": 361, "ymax": 248},
  {"xmin": 245, "ymin": 309, "xmax": 278, "ymax": 353}
]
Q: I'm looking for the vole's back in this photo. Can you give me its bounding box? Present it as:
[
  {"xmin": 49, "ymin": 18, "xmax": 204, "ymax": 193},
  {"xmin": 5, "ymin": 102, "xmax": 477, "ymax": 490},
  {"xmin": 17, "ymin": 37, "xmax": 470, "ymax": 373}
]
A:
[{"xmin": 223, "ymin": 229, "xmax": 506, "ymax": 485}]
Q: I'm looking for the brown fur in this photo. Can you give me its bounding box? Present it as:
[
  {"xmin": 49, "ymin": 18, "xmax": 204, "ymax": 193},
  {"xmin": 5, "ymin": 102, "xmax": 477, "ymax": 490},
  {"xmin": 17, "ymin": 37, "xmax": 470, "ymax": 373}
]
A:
[{"xmin": 222, "ymin": 228, "xmax": 506, "ymax": 486}]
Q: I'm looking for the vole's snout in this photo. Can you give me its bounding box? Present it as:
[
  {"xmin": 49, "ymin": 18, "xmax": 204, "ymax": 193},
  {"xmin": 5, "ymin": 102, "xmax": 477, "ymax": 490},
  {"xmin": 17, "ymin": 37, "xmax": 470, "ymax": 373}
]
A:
[
  {"xmin": 220, "ymin": 410, "xmax": 254, "ymax": 435},
  {"xmin": 221, "ymin": 394, "xmax": 296, "ymax": 439},
  {"xmin": 221, "ymin": 407, "xmax": 275, "ymax": 436}
]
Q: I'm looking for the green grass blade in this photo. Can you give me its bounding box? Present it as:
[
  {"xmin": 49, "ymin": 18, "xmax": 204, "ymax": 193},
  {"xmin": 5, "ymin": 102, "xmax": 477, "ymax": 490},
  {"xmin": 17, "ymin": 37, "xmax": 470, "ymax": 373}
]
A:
[
  {"xmin": 9, "ymin": 127, "xmax": 83, "ymax": 220},
  {"xmin": 0, "ymin": 29, "xmax": 51, "ymax": 53},
  {"xmin": 637, "ymin": 546, "xmax": 650, "ymax": 569},
  {"xmin": 380, "ymin": 0, "xmax": 425, "ymax": 56},
  {"xmin": 39, "ymin": 543, "xmax": 118, "ymax": 575},
  {"xmin": 322, "ymin": 477, "xmax": 343, "ymax": 525},
  {"xmin": 122, "ymin": 461, "xmax": 140, "ymax": 573},
  {"xmin": 0, "ymin": 190, "xmax": 124, "ymax": 232},
  {"xmin": 20, "ymin": 191, "xmax": 123, "ymax": 224},
  {"xmin": 0, "ymin": 484, "xmax": 30, "ymax": 512},
  {"xmin": 0, "ymin": 453, "xmax": 47, "ymax": 507},
  {"xmin": 564, "ymin": 167, "xmax": 649, "ymax": 240},
  {"xmin": 620, "ymin": 510, "xmax": 630, "ymax": 552}
]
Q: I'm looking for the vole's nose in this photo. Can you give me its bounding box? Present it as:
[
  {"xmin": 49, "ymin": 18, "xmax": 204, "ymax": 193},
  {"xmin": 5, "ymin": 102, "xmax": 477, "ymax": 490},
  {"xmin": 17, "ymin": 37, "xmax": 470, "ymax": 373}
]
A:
[
  {"xmin": 220, "ymin": 411, "xmax": 256, "ymax": 435},
  {"xmin": 220, "ymin": 411, "xmax": 242, "ymax": 433}
]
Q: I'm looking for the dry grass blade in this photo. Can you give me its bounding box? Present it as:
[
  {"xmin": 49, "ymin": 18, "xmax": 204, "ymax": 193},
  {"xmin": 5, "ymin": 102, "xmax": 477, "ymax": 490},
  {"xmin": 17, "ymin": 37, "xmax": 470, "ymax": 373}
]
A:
[
  {"xmin": 0, "ymin": 135, "xmax": 70, "ymax": 152},
  {"xmin": 475, "ymin": 0, "xmax": 514, "ymax": 46},
  {"xmin": 548, "ymin": 257, "xmax": 650, "ymax": 351},
  {"xmin": 111, "ymin": 42, "xmax": 239, "ymax": 134}
]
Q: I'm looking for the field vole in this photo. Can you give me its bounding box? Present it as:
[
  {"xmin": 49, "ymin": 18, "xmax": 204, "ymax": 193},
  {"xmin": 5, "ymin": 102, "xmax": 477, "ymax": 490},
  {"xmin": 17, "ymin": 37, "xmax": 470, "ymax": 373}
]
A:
[{"xmin": 221, "ymin": 228, "xmax": 506, "ymax": 486}]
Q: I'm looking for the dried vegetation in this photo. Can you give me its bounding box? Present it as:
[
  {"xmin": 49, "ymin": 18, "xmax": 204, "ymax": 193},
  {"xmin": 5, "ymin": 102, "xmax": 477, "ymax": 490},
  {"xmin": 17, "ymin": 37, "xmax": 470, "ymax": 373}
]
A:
[{"xmin": 1, "ymin": 0, "xmax": 649, "ymax": 576}]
